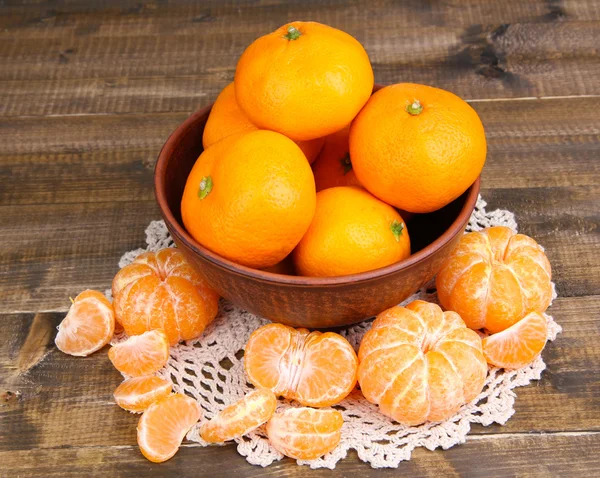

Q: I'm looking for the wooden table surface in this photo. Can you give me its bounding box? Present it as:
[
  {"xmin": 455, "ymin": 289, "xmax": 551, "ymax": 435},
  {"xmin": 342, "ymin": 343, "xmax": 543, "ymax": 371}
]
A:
[{"xmin": 1, "ymin": 1, "xmax": 599, "ymax": 476}]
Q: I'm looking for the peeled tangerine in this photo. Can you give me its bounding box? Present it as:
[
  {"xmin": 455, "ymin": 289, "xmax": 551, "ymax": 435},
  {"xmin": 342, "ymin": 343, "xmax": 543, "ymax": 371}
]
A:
[
  {"xmin": 266, "ymin": 408, "xmax": 343, "ymax": 460},
  {"xmin": 358, "ymin": 300, "xmax": 487, "ymax": 426},
  {"xmin": 482, "ymin": 311, "xmax": 548, "ymax": 370},
  {"xmin": 55, "ymin": 290, "xmax": 115, "ymax": 356},
  {"xmin": 108, "ymin": 329, "xmax": 170, "ymax": 377},
  {"xmin": 137, "ymin": 393, "xmax": 202, "ymax": 463},
  {"xmin": 436, "ymin": 226, "xmax": 552, "ymax": 334},
  {"xmin": 114, "ymin": 376, "xmax": 173, "ymax": 413},
  {"xmin": 112, "ymin": 248, "xmax": 219, "ymax": 345},
  {"xmin": 244, "ymin": 324, "xmax": 358, "ymax": 407},
  {"xmin": 200, "ymin": 389, "xmax": 277, "ymax": 443}
]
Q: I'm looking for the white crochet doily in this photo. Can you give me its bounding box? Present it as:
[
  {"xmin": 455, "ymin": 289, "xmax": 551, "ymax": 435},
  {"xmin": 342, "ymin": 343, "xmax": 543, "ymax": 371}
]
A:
[{"xmin": 111, "ymin": 196, "xmax": 561, "ymax": 469}]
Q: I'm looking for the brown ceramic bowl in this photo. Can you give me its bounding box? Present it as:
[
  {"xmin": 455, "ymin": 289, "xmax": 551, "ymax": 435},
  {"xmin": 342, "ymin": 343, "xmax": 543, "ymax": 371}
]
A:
[{"xmin": 154, "ymin": 86, "xmax": 480, "ymax": 329}]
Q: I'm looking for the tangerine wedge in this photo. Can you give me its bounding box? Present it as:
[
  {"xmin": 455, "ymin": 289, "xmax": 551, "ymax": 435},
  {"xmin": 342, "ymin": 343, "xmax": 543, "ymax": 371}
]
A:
[
  {"xmin": 244, "ymin": 324, "xmax": 357, "ymax": 407},
  {"xmin": 482, "ymin": 311, "xmax": 548, "ymax": 369},
  {"xmin": 114, "ymin": 376, "xmax": 172, "ymax": 413},
  {"xmin": 55, "ymin": 290, "xmax": 115, "ymax": 357},
  {"xmin": 266, "ymin": 407, "xmax": 343, "ymax": 460},
  {"xmin": 108, "ymin": 329, "xmax": 170, "ymax": 377},
  {"xmin": 200, "ymin": 388, "xmax": 277, "ymax": 443},
  {"xmin": 137, "ymin": 393, "xmax": 202, "ymax": 463}
]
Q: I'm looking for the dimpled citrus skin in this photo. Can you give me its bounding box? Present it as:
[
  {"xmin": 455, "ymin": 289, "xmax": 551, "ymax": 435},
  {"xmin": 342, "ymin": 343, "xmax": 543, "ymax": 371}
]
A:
[
  {"xmin": 112, "ymin": 248, "xmax": 219, "ymax": 345},
  {"xmin": 202, "ymin": 82, "xmax": 325, "ymax": 164},
  {"xmin": 181, "ymin": 130, "xmax": 316, "ymax": 269},
  {"xmin": 358, "ymin": 300, "xmax": 488, "ymax": 426},
  {"xmin": 350, "ymin": 83, "xmax": 486, "ymax": 213},
  {"xmin": 312, "ymin": 126, "xmax": 362, "ymax": 192},
  {"xmin": 436, "ymin": 226, "xmax": 553, "ymax": 334},
  {"xmin": 235, "ymin": 21, "xmax": 374, "ymax": 141},
  {"xmin": 293, "ymin": 186, "xmax": 410, "ymax": 277}
]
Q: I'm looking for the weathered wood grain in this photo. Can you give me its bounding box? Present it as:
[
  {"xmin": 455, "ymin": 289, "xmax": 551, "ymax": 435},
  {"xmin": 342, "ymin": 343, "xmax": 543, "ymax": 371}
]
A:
[
  {"xmin": 0, "ymin": 20, "xmax": 599, "ymax": 114},
  {"xmin": 1, "ymin": 431, "xmax": 598, "ymax": 476},
  {"xmin": 3, "ymin": 0, "xmax": 599, "ymax": 35},
  {"xmin": 1, "ymin": 296, "xmax": 598, "ymax": 455},
  {"xmin": 1, "ymin": 96, "xmax": 599, "ymax": 158},
  {"xmin": 0, "ymin": 201, "xmax": 160, "ymax": 313}
]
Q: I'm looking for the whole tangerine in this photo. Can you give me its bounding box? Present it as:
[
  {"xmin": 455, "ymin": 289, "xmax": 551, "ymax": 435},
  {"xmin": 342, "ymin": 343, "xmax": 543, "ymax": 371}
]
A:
[
  {"xmin": 350, "ymin": 83, "xmax": 486, "ymax": 213},
  {"xmin": 235, "ymin": 21, "xmax": 374, "ymax": 141},
  {"xmin": 293, "ymin": 186, "xmax": 410, "ymax": 277},
  {"xmin": 182, "ymin": 130, "xmax": 316, "ymax": 269}
]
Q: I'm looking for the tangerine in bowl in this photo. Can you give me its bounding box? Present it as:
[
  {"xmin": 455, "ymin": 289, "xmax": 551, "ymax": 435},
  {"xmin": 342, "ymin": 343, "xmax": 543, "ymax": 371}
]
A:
[{"xmin": 154, "ymin": 85, "xmax": 480, "ymax": 329}]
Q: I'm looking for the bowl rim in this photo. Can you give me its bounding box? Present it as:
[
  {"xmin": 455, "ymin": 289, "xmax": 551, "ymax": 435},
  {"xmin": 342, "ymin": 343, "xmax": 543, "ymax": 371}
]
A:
[{"xmin": 154, "ymin": 99, "xmax": 480, "ymax": 287}]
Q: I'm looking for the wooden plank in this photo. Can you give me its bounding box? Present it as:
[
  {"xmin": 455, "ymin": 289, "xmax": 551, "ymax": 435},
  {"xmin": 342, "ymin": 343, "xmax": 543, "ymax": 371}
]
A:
[
  {"xmin": 1, "ymin": 96, "xmax": 599, "ymax": 158},
  {"xmin": 0, "ymin": 201, "xmax": 160, "ymax": 314},
  {"xmin": 1, "ymin": 150, "xmax": 157, "ymax": 206},
  {"xmin": 1, "ymin": 20, "xmax": 600, "ymax": 113},
  {"xmin": 0, "ymin": 432, "xmax": 598, "ymax": 476},
  {"xmin": 3, "ymin": 0, "xmax": 599, "ymax": 35},
  {"xmin": 1, "ymin": 296, "xmax": 598, "ymax": 454}
]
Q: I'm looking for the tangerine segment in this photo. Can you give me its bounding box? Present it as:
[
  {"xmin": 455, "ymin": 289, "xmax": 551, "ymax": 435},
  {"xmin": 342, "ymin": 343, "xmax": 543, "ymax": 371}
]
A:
[
  {"xmin": 482, "ymin": 311, "xmax": 548, "ymax": 370},
  {"xmin": 108, "ymin": 330, "xmax": 170, "ymax": 377},
  {"xmin": 112, "ymin": 248, "xmax": 219, "ymax": 345},
  {"xmin": 200, "ymin": 389, "xmax": 277, "ymax": 443},
  {"xmin": 266, "ymin": 408, "xmax": 343, "ymax": 460},
  {"xmin": 436, "ymin": 226, "xmax": 552, "ymax": 334},
  {"xmin": 55, "ymin": 290, "xmax": 115, "ymax": 357},
  {"xmin": 137, "ymin": 393, "xmax": 202, "ymax": 463},
  {"xmin": 244, "ymin": 324, "xmax": 357, "ymax": 407},
  {"xmin": 358, "ymin": 301, "xmax": 487, "ymax": 426},
  {"xmin": 114, "ymin": 376, "xmax": 172, "ymax": 413}
]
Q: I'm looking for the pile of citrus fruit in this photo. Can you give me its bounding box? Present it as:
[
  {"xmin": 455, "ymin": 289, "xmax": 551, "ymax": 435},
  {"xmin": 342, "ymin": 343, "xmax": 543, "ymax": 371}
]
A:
[{"xmin": 54, "ymin": 21, "xmax": 555, "ymax": 465}]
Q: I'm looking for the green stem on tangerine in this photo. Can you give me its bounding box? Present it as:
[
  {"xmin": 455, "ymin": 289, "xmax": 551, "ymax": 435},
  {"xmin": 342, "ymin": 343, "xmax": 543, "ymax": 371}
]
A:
[
  {"xmin": 406, "ymin": 99, "xmax": 423, "ymax": 116},
  {"xmin": 198, "ymin": 176, "xmax": 213, "ymax": 199},
  {"xmin": 340, "ymin": 153, "xmax": 353, "ymax": 175},
  {"xmin": 390, "ymin": 220, "xmax": 404, "ymax": 242},
  {"xmin": 284, "ymin": 26, "xmax": 301, "ymax": 40}
]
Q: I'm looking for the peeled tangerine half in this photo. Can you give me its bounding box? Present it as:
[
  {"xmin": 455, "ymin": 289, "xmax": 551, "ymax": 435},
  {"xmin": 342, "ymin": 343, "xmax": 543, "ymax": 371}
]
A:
[
  {"xmin": 114, "ymin": 376, "xmax": 173, "ymax": 413},
  {"xmin": 112, "ymin": 248, "xmax": 219, "ymax": 345},
  {"xmin": 108, "ymin": 329, "xmax": 170, "ymax": 377},
  {"xmin": 244, "ymin": 324, "xmax": 358, "ymax": 407},
  {"xmin": 55, "ymin": 290, "xmax": 115, "ymax": 357},
  {"xmin": 266, "ymin": 407, "xmax": 343, "ymax": 460},
  {"xmin": 436, "ymin": 226, "xmax": 552, "ymax": 334},
  {"xmin": 137, "ymin": 393, "xmax": 202, "ymax": 463},
  {"xmin": 358, "ymin": 300, "xmax": 488, "ymax": 426},
  {"xmin": 200, "ymin": 388, "xmax": 277, "ymax": 443},
  {"xmin": 482, "ymin": 311, "xmax": 548, "ymax": 370}
]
